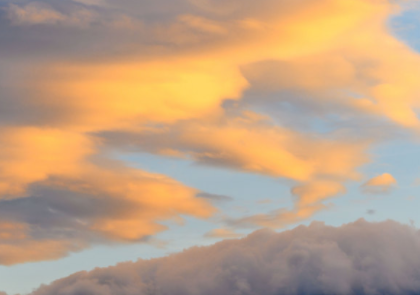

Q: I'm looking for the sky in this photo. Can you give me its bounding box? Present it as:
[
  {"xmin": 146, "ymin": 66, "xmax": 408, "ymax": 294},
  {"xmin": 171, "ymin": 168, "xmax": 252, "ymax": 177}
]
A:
[{"xmin": 1, "ymin": 0, "xmax": 420, "ymax": 294}]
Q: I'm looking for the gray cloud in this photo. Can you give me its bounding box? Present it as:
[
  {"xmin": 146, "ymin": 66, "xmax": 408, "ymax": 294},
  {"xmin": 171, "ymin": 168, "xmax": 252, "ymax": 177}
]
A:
[
  {"xmin": 0, "ymin": 184, "xmax": 135, "ymax": 242},
  {"xmin": 196, "ymin": 192, "xmax": 234, "ymax": 203},
  {"xmin": 30, "ymin": 219, "xmax": 420, "ymax": 295},
  {"xmin": 6, "ymin": 2, "xmax": 95, "ymax": 27}
]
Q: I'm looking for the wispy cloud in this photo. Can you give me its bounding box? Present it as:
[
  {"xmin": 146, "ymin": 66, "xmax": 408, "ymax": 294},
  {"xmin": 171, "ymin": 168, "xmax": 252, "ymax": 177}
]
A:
[
  {"xmin": 197, "ymin": 192, "xmax": 234, "ymax": 203},
  {"xmin": 6, "ymin": 2, "xmax": 95, "ymax": 27},
  {"xmin": 0, "ymin": 0, "xmax": 419, "ymax": 265},
  {"xmin": 204, "ymin": 228, "xmax": 243, "ymax": 239}
]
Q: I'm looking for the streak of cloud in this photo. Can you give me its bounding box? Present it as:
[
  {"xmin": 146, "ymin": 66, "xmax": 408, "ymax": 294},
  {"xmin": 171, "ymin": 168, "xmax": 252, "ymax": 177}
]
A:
[
  {"xmin": 204, "ymin": 228, "xmax": 243, "ymax": 239},
  {"xmin": 0, "ymin": 0, "xmax": 419, "ymax": 265},
  {"xmin": 196, "ymin": 192, "xmax": 234, "ymax": 203},
  {"xmin": 6, "ymin": 2, "xmax": 95, "ymax": 27},
  {"xmin": 0, "ymin": 165, "xmax": 214, "ymax": 265}
]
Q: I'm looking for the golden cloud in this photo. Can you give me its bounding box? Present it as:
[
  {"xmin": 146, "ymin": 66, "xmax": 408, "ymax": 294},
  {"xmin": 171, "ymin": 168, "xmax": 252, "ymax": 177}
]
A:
[
  {"xmin": 362, "ymin": 173, "xmax": 398, "ymax": 194},
  {"xmin": 0, "ymin": 0, "xmax": 418, "ymax": 264}
]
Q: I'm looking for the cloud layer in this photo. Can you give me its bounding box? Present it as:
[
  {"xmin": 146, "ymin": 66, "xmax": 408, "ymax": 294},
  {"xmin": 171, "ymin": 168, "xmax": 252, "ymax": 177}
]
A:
[
  {"xmin": 0, "ymin": 0, "xmax": 419, "ymax": 265},
  {"xmin": 31, "ymin": 219, "xmax": 420, "ymax": 295}
]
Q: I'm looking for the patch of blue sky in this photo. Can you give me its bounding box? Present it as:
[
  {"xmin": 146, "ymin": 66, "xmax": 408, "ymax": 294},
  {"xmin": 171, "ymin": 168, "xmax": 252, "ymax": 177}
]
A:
[{"xmin": 389, "ymin": 4, "xmax": 420, "ymax": 52}]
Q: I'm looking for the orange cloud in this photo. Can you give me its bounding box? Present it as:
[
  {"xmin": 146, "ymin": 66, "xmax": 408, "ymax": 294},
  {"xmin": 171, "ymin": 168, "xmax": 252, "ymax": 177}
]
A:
[
  {"xmin": 0, "ymin": 239, "xmax": 85, "ymax": 266},
  {"xmin": 33, "ymin": 59, "xmax": 248, "ymax": 132},
  {"xmin": 0, "ymin": 219, "xmax": 85, "ymax": 265},
  {"xmin": 0, "ymin": 165, "xmax": 214, "ymax": 265},
  {"xmin": 227, "ymin": 180, "xmax": 345, "ymax": 229},
  {"xmin": 21, "ymin": 0, "xmax": 381, "ymax": 240},
  {"xmin": 362, "ymin": 173, "xmax": 397, "ymax": 194},
  {"xmin": 0, "ymin": 127, "xmax": 95, "ymax": 198},
  {"xmin": 28, "ymin": 0, "xmax": 407, "ymax": 132},
  {"xmin": 0, "ymin": 222, "xmax": 27, "ymax": 241},
  {"xmin": 293, "ymin": 181, "xmax": 346, "ymax": 208},
  {"xmin": 0, "ymin": 126, "xmax": 214, "ymax": 264},
  {"xmin": 71, "ymin": 166, "xmax": 215, "ymax": 241},
  {"xmin": 45, "ymin": 165, "xmax": 215, "ymax": 242},
  {"xmin": 1, "ymin": 0, "xmax": 419, "ymax": 264},
  {"xmin": 229, "ymin": 203, "xmax": 326, "ymax": 229},
  {"xmin": 169, "ymin": 118, "xmax": 368, "ymax": 182},
  {"xmin": 116, "ymin": 115, "xmax": 367, "ymax": 229}
]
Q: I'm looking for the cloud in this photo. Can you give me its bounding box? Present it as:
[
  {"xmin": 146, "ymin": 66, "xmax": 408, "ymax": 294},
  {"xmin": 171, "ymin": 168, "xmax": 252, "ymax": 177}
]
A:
[
  {"xmin": 196, "ymin": 192, "xmax": 234, "ymax": 203},
  {"xmin": 0, "ymin": 238, "xmax": 85, "ymax": 266},
  {"xmin": 221, "ymin": 181, "xmax": 347, "ymax": 230},
  {"xmin": 103, "ymin": 114, "xmax": 369, "ymax": 182},
  {"xmin": 293, "ymin": 181, "xmax": 346, "ymax": 208},
  {"xmin": 362, "ymin": 173, "xmax": 398, "ymax": 194},
  {"xmin": 6, "ymin": 3, "xmax": 64, "ymax": 25},
  {"xmin": 204, "ymin": 228, "xmax": 243, "ymax": 239},
  {"xmin": 33, "ymin": 59, "xmax": 248, "ymax": 132},
  {"xmin": 231, "ymin": 181, "xmax": 345, "ymax": 229},
  {"xmin": 6, "ymin": 2, "xmax": 95, "ymax": 27},
  {"xmin": 0, "ymin": 127, "xmax": 95, "ymax": 198},
  {"xmin": 103, "ymin": 118, "xmax": 367, "ymax": 228},
  {"xmin": 178, "ymin": 14, "xmax": 227, "ymax": 34},
  {"xmin": 0, "ymin": 160, "xmax": 214, "ymax": 265},
  {"xmin": 0, "ymin": 0, "xmax": 419, "ymax": 265},
  {"xmin": 30, "ymin": 219, "xmax": 420, "ymax": 295},
  {"xmin": 228, "ymin": 203, "xmax": 327, "ymax": 230},
  {"xmin": 23, "ymin": 0, "xmax": 420, "ymax": 132},
  {"xmin": 72, "ymin": 0, "xmax": 105, "ymax": 6},
  {"xmin": 367, "ymin": 209, "xmax": 376, "ymax": 215}
]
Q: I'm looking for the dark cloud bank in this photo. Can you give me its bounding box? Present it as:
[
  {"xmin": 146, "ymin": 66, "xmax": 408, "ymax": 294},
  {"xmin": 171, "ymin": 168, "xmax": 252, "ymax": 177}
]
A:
[{"xmin": 30, "ymin": 219, "xmax": 420, "ymax": 295}]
